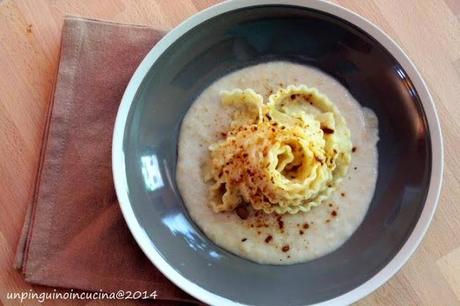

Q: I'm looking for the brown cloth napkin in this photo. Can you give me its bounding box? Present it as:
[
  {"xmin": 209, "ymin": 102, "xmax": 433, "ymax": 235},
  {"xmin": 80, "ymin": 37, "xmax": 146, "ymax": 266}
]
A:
[{"xmin": 15, "ymin": 16, "xmax": 199, "ymax": 305}]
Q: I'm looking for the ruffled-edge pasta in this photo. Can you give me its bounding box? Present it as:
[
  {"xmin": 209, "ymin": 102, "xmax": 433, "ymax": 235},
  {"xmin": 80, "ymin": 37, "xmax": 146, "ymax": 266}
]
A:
[{"xmin": 204, "ymin": 85, "xmax": 352, "ymax": 214}]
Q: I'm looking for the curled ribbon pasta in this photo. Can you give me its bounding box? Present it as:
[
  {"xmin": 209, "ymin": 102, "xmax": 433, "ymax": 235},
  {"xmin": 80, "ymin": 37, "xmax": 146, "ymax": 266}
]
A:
[{"xmin": 204, "ymin": 85, "xmax": 352, "ymax": 214}]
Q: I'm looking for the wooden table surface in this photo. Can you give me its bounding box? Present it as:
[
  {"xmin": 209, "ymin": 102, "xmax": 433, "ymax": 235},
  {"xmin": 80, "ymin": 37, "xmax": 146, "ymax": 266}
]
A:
[{"xmin": 1, "ymin": 0, "xmax": 459, "ymax": 305}]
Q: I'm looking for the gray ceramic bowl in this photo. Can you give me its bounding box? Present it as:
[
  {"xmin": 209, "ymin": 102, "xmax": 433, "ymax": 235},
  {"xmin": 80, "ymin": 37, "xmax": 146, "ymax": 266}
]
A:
[{"xmin": 112, "ymin": 1, "xmax": 443, "ymax": 305}]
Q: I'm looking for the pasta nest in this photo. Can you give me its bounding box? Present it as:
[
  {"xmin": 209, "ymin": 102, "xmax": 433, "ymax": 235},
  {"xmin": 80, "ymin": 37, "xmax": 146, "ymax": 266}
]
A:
[{"xmin": 204, "ymin": 85, "xmax": 352, "ymax": 214}]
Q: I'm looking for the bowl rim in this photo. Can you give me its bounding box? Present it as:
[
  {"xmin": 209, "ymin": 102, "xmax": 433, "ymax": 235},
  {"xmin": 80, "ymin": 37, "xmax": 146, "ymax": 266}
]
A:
[{"xmin": 112, "ymin": 0, "xmax": 444, "ymax": 305}]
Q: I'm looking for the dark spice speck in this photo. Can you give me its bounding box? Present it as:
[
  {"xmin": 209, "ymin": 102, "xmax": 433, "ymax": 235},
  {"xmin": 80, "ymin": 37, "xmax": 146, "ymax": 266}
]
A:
[
  {"xmin": 321, "ymin": 127, "xmax": 335, "ymax": 134},
  {"xmin": 276, "ymin": 216, "xmax": 284, "ymax": 231},
  {"xmin": 236, "ymin": 205, "xmax": 249, "ymax": 220}
]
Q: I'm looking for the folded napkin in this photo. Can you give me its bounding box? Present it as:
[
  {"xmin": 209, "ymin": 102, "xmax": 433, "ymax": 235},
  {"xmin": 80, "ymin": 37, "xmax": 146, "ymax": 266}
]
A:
[{"xmin": 15, "ymin": 16, "xmax": 199, "ymax": 305}]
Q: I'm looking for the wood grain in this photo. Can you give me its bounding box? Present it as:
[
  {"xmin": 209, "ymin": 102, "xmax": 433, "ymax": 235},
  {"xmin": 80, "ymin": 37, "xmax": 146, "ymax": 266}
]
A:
[{"xmin": 0, "ymin": 0, "xmax": 459, "ymax": 305}]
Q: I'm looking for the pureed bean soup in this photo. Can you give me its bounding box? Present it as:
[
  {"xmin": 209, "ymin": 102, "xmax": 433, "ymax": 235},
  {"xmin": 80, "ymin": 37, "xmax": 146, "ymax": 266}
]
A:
[{"xmin": 176, "ymin": 62, "xmax": 378, "ymax": 264}]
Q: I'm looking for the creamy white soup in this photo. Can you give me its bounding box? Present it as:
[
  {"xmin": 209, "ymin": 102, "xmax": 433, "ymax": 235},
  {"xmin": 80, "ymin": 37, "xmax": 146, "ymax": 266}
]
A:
[{"xmin": 176, "ymin": 61, "xmax": 378, "ymax": 264}]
